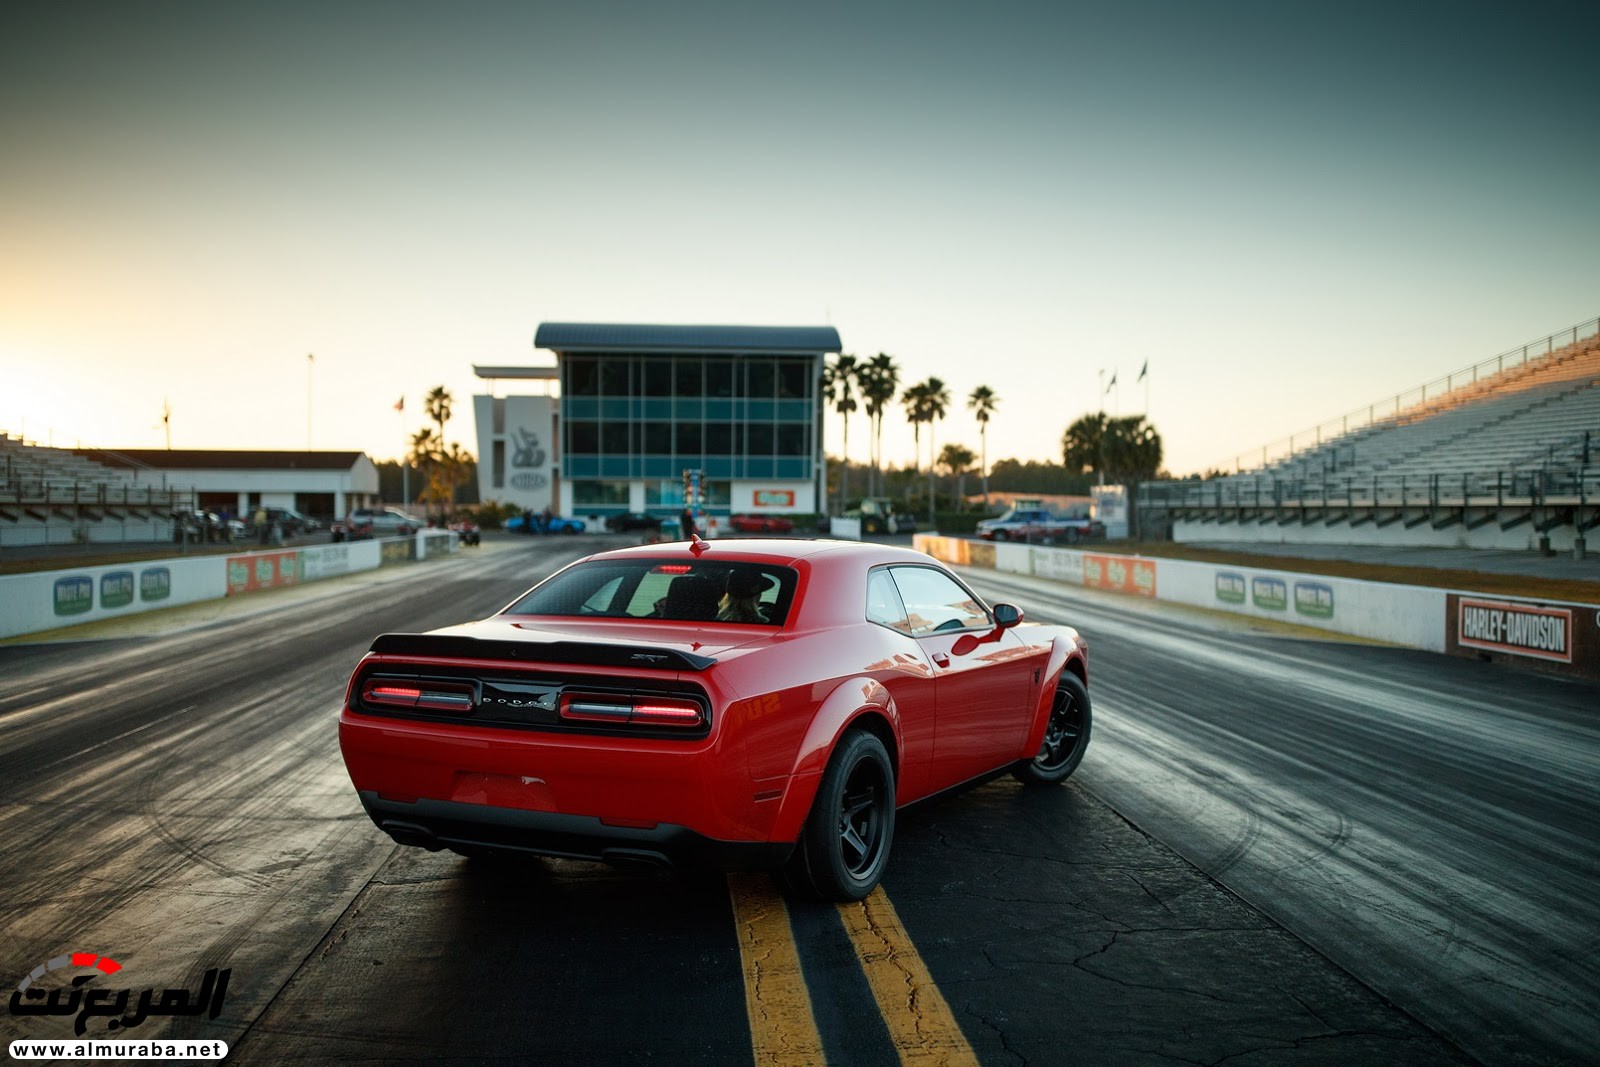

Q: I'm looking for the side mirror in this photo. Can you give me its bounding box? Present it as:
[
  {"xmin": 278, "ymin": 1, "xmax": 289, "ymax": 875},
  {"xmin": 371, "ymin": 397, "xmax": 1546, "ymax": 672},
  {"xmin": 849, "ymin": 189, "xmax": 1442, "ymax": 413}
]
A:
[{"xmin": 950, "ymin": 603, "xmax": 1024, "ymax": 658}]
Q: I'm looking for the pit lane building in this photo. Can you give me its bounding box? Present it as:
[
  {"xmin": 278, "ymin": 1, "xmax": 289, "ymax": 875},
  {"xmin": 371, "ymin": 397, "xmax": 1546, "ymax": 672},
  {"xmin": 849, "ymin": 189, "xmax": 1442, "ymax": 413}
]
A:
[{"xmin": 473, "ymin": 323, "xmax": 842, "ymax": 522}]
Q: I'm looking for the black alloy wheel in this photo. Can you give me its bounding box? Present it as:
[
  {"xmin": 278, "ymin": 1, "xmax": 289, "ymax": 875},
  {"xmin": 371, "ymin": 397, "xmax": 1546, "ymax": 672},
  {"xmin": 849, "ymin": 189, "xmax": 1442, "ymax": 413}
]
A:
[
  {"xmin": 788, "ymin": 730, "xmax": 895, "ymax": 901},
  {"xmin": 1014, "ymin": 672, "xmax": 1092, "ymax": 785}
]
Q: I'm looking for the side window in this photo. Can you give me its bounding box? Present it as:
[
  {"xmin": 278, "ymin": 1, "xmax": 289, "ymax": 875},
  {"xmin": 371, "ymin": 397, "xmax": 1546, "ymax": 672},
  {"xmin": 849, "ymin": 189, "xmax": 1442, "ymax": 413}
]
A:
[
  {"xmin": 888, "ymin": 566, "xmax": 990, "ymax": 636},
  {"xmin": 625, "ymin": 571, "xmax": 678, "ymax": 616},
  {"xmin": 581, "ymin": 576, "xmax": 624, "ymax": 613},
  {"xmin": 866, "ymin": 568, "xmax": 912, "ymax": 634}
]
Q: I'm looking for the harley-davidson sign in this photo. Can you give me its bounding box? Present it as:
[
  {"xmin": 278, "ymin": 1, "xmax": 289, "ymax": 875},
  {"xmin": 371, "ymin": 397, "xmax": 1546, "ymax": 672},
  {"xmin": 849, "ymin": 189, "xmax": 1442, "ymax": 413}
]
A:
[{"xmin": 1456, "ymin": 597, "xmax": 1573, "ymax": 663}]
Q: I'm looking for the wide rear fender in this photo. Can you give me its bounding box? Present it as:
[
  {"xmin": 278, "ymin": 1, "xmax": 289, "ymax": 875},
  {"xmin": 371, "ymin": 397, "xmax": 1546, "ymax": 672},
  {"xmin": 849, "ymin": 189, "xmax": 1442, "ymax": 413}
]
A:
[{"xmin": 766, "ymin": 676, "xmax": 901, "ymax": 844}]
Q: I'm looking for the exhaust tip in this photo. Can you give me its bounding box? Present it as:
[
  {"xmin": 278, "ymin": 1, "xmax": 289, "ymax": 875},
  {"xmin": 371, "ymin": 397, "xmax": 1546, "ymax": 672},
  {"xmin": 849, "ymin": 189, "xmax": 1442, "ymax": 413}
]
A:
[{"xmin": 382, "ymin": 820, "xmax": 444, "ymax": 850}]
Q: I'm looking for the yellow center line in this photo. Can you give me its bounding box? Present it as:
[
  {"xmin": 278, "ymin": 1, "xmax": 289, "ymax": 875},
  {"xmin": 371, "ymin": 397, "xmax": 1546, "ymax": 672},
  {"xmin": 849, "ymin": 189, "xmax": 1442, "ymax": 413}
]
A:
[
  {"xmin": 728, "ymin": 872, "xmax": 828, "ymax": 1066},
  {"xmin": 836, "ymin": 888, "xmax": 979, "ymax": 1066}
]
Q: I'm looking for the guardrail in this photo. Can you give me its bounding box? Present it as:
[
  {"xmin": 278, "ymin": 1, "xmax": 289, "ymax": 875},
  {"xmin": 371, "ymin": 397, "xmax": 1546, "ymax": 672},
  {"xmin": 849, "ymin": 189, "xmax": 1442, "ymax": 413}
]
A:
[
  {"xmin": 0, "ymin": 479, "xmax": 188, "ymax": 507},
  {"xmin": 1203, "ymin": 315, "xmax": 1600, "ymax": 474},
  {"xmin": 0, "ymin": 482, "xmax": 194, "ymax": 550},
  {"xmin": 1140, "ymin": 467, "xmax": 1599, "ymax": 509}
]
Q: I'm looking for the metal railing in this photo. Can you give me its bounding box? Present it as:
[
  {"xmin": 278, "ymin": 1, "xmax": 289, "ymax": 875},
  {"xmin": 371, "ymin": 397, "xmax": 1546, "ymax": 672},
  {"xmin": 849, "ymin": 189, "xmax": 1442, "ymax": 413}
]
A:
[
  {"xmin": 0, "ymin": 482, "xmax": 193, "ymax": 550},
  {"xmin": 1139, "ymin": 466, "xmax": 1598, "ymax": 511},
  {"xmin": 1205, "ymin": 315, "xmax": 1600, "ymax": 474}
]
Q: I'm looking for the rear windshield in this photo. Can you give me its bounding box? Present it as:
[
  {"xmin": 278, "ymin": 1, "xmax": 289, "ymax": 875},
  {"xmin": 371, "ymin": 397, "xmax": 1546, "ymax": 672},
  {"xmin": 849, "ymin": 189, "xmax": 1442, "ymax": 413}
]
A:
[{"xmin": 505, "ymin": 559, "xmax": 798, "ymax": 626}]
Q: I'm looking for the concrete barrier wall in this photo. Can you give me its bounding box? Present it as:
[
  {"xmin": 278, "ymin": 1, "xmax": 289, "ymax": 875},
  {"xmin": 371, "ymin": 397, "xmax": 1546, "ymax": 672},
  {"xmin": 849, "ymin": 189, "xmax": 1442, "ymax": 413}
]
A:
[
  {"xmin": 0, "ymin": 534, "xmax": 451, "ymax": 640},
  {"xmin": 918, "ymin": 535, "xmax": 1447, "ymax": 652},
  {"xmin": 0, "ymin": 557, "xmax": 228, "ymax": 638},
  {"xmin": 1150, "ymin": 556, "xmax": 1448, "ymax": 652},
  {"xmin": 917, "ymin": 535, "xmax": 1600, "ymax": 677}
]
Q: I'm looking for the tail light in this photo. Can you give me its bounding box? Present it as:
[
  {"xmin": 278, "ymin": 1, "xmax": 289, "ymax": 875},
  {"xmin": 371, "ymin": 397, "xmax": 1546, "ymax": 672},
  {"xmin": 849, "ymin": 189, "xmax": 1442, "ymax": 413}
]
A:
[
  {"xmin": 559, "ymin": 693, "xmax": 705, "ymax": 728},
  {"xmin": 362, "ymin": 678, "xmax": 474, "ymax": 713}
]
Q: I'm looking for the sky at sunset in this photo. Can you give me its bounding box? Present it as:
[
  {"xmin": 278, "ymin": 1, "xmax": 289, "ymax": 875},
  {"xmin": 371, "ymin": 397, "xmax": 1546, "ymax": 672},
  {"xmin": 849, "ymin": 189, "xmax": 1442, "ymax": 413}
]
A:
[{"xmin": 3, "ymin": 1, "xmax": 1597, "ymax": 478}]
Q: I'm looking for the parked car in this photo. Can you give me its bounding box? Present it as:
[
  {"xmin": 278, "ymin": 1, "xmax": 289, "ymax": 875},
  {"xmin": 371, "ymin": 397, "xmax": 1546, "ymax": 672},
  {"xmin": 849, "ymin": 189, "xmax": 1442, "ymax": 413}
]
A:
[
  {"xmin": 265, "ymin": 506, "xmax": 321, "ymax": 536},
  {"xmin": 976, "ymin": 508, "xmax": 1103, "ymax": 543},
  {"xmin": 338, "ymin": 539, "xmax": 1091, "ymax": 901},
  {"xmin": 506, "ymin": 513, "xmax": 587, "ymax": 535},
  {"xmin": 171, "ymin": 508, "xmax": 234, "ymax": 543},
  {"xmin": 604, "ymin": 512, "xmax": 665, "ymax": 533},
  {"xmin": 334, "ymin": 508, "xmax": 423, "ymax": 542},
  {"xmin": 728, "ymin": 513, "xmax": 796, "ymax": 534},
  {"xmin": 449, "ymin": 519, "xmax": 481, "ymax": 546}
]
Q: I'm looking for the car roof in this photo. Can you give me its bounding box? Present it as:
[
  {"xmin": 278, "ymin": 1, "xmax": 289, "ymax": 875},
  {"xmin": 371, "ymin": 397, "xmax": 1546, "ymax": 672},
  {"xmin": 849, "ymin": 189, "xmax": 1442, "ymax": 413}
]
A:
[{"xmin": 580, "ymin": 537, "xmax": 924, "ymax": 568}]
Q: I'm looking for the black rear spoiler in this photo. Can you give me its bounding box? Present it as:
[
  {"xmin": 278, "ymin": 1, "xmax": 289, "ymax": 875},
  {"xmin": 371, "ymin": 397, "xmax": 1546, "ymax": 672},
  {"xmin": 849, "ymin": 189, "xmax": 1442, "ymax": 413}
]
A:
[{"xmin": 366, "ymin": 633, "xmax": 717, "ymax": 672}]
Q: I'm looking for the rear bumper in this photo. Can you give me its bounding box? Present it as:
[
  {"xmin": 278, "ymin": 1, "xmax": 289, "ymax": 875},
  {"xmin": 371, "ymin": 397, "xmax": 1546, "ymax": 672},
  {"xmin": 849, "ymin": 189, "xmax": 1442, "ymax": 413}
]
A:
[{"xmin": 358, "ymin": 791, "xmax": 792, "ymax": 871}]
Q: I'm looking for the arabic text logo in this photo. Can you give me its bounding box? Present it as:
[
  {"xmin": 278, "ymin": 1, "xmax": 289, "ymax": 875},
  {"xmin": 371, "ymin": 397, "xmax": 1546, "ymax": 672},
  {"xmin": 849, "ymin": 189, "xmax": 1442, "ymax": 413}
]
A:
[{"xmin": 9, "ymin": 951, "xmax": 230, "ymax": 1037}]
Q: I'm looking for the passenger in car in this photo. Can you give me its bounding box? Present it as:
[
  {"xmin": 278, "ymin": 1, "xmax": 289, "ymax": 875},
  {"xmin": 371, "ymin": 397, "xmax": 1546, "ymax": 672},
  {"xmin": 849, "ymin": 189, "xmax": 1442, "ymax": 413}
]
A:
[{"xmin": 718, "ymin": 571, "xmax": 774, "ymax": 623}]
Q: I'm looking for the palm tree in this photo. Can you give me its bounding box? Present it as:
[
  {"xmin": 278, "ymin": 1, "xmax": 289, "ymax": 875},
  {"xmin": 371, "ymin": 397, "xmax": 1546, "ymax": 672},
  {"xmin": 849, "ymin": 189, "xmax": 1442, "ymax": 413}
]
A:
[
  {"xmin": 1060, "ymin": 412, "xmax": 1109, "ymax": 483},
  {"xmin": 938, "ymin": 443, "xmax": 976, "ymax": 506},
  {"xmin": 436, "ymin": 441, "xmax": 475, "ymax": 517},
  {"xmin": 822, "ymin": 354, "xmax": 859, "ymax": 510},
  {"xmin": 407, "ymin": 427, "xmax": 441, "ymax": 512},
  {"xmin": 920, "ymin": 377, "xmax": 951, "ymax": 524},
  {"xmin": 968, "ymin": 385, "xmax": 999, "ymax": 507},
  {"xmin": 900, "ymin": 382, "xmax": 930, "ymax": 503},
  {"xmin": 424, "ymin": 386, "xmax": 453, "ymax": 445},
  {"xmin": 1061, "ymin": 413, "xmax": 1163, "ymax": 484},
  {"xmin": 421, "ymin": 386, "xmax": 454, "ymax": 522},
  {"xmin": 860, "ymin": 353, "xmax": 900, "ymax": 497}
]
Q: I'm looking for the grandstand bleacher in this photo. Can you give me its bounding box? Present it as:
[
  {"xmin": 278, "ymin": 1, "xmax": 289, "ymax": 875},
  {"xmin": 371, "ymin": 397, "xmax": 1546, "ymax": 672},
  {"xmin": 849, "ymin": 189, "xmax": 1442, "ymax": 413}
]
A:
[
  {"xmin": 0, "ymin": 434, "xmax": 189, "ymax": 548},
  {"xmin": 1139, "ymin": 317, "xmax": 1600, "ymax": 556}
]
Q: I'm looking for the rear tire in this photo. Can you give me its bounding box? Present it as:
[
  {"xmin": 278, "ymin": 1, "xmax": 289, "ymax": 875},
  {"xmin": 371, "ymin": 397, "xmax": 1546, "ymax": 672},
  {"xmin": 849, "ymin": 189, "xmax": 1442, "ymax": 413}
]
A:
[
  {"xmin": 786, "ymin": 730, "xmax": 895, "ymax": 901},
  {"xmin": 1014, "ymin": 672, "xmax": 1092, "ymax": 785}
]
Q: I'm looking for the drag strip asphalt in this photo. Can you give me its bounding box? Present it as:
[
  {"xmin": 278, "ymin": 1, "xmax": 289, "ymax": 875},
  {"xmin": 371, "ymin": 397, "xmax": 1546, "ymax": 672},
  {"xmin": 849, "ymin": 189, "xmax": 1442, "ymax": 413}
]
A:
[{"xmin": 2, "ymin": 536, "xmax": 1571, "ymax": 1063}]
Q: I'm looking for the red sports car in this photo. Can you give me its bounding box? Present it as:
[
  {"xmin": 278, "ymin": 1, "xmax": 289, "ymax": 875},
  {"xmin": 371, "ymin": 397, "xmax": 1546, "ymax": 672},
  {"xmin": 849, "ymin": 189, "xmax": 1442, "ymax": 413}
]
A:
[
  {"xmin": 338, "ymin": 539, "xmax": 1090, "ymax": 900},
  {"xmin": 727, "ymin": 513, "xmax": 796, "ymax": 533}
]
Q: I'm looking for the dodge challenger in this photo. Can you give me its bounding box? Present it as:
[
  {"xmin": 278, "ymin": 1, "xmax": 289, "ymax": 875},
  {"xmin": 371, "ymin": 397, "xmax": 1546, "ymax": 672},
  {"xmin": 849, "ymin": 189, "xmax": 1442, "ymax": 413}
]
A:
[{"xmin": 338, "ymin": 537, "xmax": 1090, "ymax": 900}]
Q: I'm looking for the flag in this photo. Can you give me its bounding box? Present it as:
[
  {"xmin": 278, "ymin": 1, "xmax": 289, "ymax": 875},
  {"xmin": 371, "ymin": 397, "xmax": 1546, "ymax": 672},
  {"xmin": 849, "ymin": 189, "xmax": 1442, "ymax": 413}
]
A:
[
  {"xmin": 394, "ymin": 396, "xmax": 404, "ymax": 413},
  {"xmin": 1105, "ymin": 371, "xmax": 1117, "ymax": 394},
  {"xmin": 1137, "ymin": 360, "xmax": 1148, "ymax": 382}
]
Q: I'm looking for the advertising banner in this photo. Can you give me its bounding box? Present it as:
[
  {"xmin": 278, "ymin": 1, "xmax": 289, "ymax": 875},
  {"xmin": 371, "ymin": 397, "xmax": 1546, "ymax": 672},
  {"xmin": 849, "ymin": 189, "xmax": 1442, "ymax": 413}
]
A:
[
  {"xmin": 1448, "ymin": 594, "xmax": 1592, "ymax": 672},
  {"xmin": 226, "ymin": 551, "xmax": 300, "ymax": 595},
  {"xmin": 1084, "ymin": 553, "xmax": 1156, "ymax": 597},
  {"xmin": 379, "ymin": 538, "xmax": 417, "ymax": 566}
]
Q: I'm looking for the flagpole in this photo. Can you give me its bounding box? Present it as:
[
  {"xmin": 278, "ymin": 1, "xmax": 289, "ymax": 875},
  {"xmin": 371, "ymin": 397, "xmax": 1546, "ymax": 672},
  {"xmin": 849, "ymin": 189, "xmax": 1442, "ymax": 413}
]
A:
[{"xmin": 306, "ymin": 353, "xmax": 314, "ymax": 450}]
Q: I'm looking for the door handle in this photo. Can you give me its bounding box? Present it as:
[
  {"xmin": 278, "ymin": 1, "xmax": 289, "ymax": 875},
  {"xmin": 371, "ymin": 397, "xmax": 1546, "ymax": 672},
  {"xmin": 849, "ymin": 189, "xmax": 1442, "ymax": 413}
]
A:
[{"xmin": 932, "ymin": 653, "xmax": 950, "ymax": 668}]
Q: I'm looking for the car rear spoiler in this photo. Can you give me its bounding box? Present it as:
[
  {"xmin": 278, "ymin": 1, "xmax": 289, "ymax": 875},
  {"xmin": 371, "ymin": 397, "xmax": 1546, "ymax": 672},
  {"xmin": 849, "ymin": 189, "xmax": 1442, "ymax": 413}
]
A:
[{"xmin": 366, "ymin": 633, "xmax": 717, "ymax": 672}]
